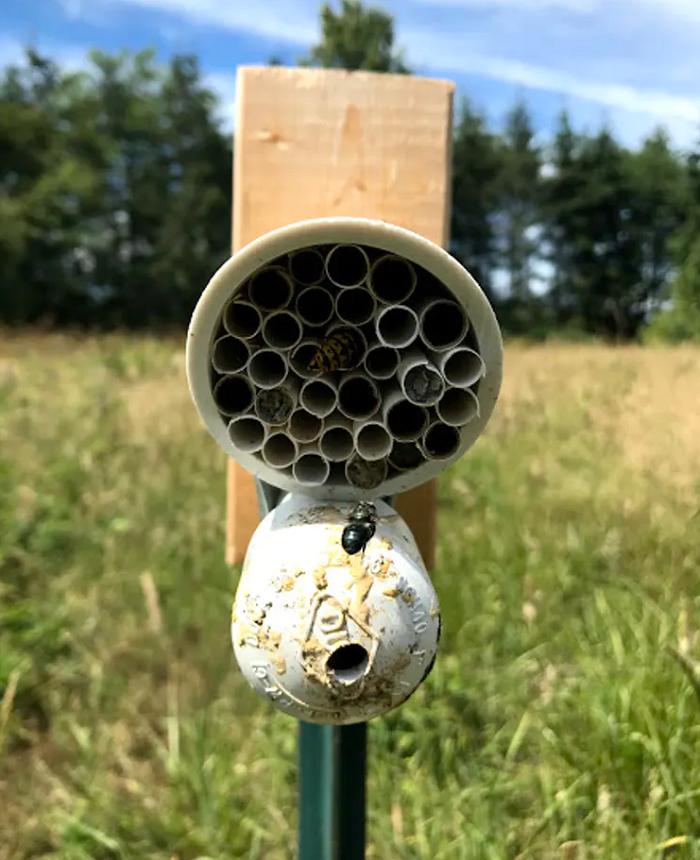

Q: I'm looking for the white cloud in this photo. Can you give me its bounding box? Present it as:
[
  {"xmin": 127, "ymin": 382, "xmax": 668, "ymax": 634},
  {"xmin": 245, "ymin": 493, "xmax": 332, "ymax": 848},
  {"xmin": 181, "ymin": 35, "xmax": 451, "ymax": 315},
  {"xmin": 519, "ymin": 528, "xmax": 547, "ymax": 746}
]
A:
[
  {"xmin": 412, "ymin": 0, "xmax": 700, "ymax": 20},
  {"xmin": 103, "ymin": 0, "xmax": 698, "ymax": 133},
  {"xmin": 639, "ymin": 0, "xmax": 700, "ymax": 25},
  {"xmin": 404, "ymin": 31, "xmax": 700, "ymax": 129},
  {"xmin": 412, "ymin": 0, "xmax": 597, "ymax": 10},
  {"xmin": 8, "ymin": 0, "xmax": 696, "ymax": 147},
  {"xmin": 108, "ymin": 0, "xmax": 316, "ymax": 44}
]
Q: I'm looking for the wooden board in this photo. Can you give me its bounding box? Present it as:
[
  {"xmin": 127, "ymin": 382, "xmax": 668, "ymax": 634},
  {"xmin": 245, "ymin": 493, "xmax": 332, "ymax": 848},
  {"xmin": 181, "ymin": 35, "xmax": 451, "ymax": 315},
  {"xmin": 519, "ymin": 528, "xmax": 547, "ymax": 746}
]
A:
[{"xmin": 227, "ymin": 66, "xmax": 455, "ymax": 567}]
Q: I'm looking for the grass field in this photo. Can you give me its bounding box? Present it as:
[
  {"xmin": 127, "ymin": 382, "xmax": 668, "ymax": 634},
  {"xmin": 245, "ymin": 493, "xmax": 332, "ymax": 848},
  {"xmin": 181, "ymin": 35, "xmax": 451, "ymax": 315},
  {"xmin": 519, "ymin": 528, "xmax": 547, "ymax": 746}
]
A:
[{"xmin": 1, "ymin": 334, "xmax": 700, "ymax": 859}]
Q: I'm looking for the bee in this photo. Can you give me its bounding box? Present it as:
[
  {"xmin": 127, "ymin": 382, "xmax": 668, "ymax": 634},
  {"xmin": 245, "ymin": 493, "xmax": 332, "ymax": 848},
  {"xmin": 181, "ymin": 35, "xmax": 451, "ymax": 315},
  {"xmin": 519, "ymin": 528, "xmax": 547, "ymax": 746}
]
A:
[
  {"xmin": 307, "ymin": 328, "xmax": 364, "ymax": 374},
  {"xmin": 341, "ymin": 501, "xmax": 377, "ymax": 556}
]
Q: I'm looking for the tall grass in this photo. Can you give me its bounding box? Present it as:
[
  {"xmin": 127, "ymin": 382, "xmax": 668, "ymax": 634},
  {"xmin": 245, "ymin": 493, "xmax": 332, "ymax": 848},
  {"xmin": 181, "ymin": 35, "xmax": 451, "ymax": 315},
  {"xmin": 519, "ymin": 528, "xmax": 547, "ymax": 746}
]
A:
[{"xmin": 1, "ymin": 334, "xmax": 700, "ymax": 859}]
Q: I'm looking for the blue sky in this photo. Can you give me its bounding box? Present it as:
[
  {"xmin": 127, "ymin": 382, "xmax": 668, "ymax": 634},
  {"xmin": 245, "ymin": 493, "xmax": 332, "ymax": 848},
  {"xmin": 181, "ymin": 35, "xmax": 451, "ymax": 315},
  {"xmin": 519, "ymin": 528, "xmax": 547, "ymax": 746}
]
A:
[{"xmin": 2, "ymin": 0, "xmax": 699, "ymax": 148}]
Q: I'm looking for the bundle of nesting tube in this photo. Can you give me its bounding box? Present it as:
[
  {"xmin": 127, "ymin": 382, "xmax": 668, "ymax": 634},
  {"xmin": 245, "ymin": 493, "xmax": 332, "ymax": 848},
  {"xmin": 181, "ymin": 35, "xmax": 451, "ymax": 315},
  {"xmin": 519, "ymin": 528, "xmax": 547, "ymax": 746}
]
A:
[
  {"xmin": 187, "ymin": 217, "xmax": 503, "ymax": 500},
  {"xmin": 187, "ymin": 219, "xmax": 502, "ymax": 499}
]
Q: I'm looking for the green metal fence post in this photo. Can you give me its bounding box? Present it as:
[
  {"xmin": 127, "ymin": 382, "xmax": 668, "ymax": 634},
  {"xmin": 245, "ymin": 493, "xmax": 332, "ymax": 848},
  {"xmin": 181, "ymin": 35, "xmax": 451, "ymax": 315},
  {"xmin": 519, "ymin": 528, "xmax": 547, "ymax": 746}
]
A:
[{"xmin": 299, "ymin": 722, "xmax": 367, "ymax": 859}]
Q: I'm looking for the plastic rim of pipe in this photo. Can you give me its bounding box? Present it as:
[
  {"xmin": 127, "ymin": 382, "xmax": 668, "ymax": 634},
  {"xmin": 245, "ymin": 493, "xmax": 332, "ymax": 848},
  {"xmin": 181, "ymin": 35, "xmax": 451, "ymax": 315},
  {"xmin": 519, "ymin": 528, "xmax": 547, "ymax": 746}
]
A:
[{"xmin": 186, "ymin": 217, "xmax": 503, "ymax": 500}]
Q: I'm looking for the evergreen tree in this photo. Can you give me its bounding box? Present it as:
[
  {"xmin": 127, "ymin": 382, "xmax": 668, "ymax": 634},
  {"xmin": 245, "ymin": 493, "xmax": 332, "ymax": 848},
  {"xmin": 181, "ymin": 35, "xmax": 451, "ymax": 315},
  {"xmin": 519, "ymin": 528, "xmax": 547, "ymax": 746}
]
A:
[
  {"xmin": 498, "ymin": 102, "xmax": 541, "ymax": 300},
  {"xmin": 149, "ymin": 55, "xmax": 231, "ymax": 325},
  {"xmin": 0, "ymin": 50, "xmax": 103, "ymax": 324},
  {"xmin": 645, "ymin": 137, "xmax": 700, "ymax": 340},
  {"xmin": 542, "ymin": 111, "xmax": 582, "ymax": 324},
  {"xmin": 0, "ymin": 48, "xmax": 230, "ymax": 327},
  {"xmin": 303, "ymin": 0, "xmax": 409, "ymax": 72},
  {"xmin": 543, "ymin": 119, "xmax": 675, "ymax": 338},
  {"xmin": 450, "ymin": 99, "xmax": 502, "ymax": 298},
  {"xmin": 0, "ymin": 27, "xmax": 691, "ymax": 338},
  {"xmin": 628, "ymin": 129, "xmax": 686, "ymax": 317},
  {"xmin": 566, "ymin": 129, "xmax": 643, "ymax": 337}
]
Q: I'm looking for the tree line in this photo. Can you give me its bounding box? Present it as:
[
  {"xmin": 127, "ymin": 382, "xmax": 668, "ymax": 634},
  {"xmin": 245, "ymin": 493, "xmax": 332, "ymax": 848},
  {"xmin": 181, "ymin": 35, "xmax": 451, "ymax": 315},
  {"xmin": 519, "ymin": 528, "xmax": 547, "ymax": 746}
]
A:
[{"xmin": 1, "ymin": 0, "xmax": 699, "ymax": 339}]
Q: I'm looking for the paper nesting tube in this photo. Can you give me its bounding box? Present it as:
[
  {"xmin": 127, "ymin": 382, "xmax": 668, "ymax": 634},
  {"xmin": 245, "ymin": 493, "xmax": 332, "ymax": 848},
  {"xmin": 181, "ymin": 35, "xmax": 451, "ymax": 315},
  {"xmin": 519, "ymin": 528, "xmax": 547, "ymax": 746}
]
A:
[
  {"xmin": 247, "ymin": 348, "xmax": 289, "ymax": 390},
  {"xmin": 431, "ymin": 346, "xmax": 485, "ymax": 388},
  {"xmin": 419, "ymin": 298, "xmax": 468, "ymax": 351},
  {"xmin": 375, "ymin": 304, "xmax": 419, "ymax": 349},
  {"xmin": 288, "ymin": 408, "xmax": 324, "ymax": 444},
  {"xmin": 421, "ymin": 421, "xmax": 461, "ymax": 460},
  {"xmin": 262, "ymin": 310, "xmax": 303, "ymax": 350},
  {"xmin": 337, "ymin": 372, "xmax": 381, "ymax": 420},
  {"xmin": 213, "ymin": 373, "xmax": 254, "ymax": 417},
  {"xmin": 292, "ymin": 446, "xmax": 331, "ymax": 487},
  {"xmin": 397, "ymin": 347, "xmax": 444, "ymax": 406},
  {"xmin": 261, "ymin": 432, "xmax": 298, "ymax": 469},
  {"xmin": 436, "ymin": 387, "xmax": 480, "ymax": 426},
  {"xmin": 254, "ymin": 377, "xmax": 300, "ymax": 425},
  {"xmin": 222, "ymin": 300, "xmax": 262, "ymax": 340},
  {"xmin": 299, "ymin": 376, "xmax": 339, "ymax": 418},
  {"xmin": 211, "ymin": 335, "xmax": 250, "ymax": 374},
  {"xmin": 288, "ymin": 247, "xmax": 326, "ymax": 286},
  {"xmin": 325, "ymin": 243, "xmax": 370, "ymax": 288},
  {"xmin": 248, "ymin": 266, "xmax": 294, "ymax": 311},
  {"xmin": 368, "ymin": 254, "xmax": 417, "ymax": 304},
  {"xmin": 319, "ymin": 415, "xmax": 355, "ymax": 462},
  {"xmin": 345, "ymin": 455, "xmax": 389, "ymax": 490},
  {"xmin": 228, "ymin": 415, "xmax": 268, "ymax": 453}
]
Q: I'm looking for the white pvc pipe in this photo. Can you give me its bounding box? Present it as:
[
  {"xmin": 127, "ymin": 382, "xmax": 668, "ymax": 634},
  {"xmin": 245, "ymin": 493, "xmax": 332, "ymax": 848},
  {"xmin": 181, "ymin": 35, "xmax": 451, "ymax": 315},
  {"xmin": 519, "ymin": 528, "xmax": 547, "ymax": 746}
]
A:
[
  {"xmin": 335, "ymin": 286, "xmax": 376, "ymax": 326},
  {"xmin": 382, "ymin": 388, "xmax": 429, "ymax": 442},
  {"xmin": 223, "ymin": 300, "xmax": 262, "ymax": 339},
  {"xmin": 247, "ymin": 349, "xmax": 289, "ymax": 389},
  {"xmin": 368, "ymin": 254, "xmax": 417, "ymax": 304},
  {"xmin": 254, "ymin": 377, "xmax": 299, "ymax": 425},
  {"xmin": 421, "ymin": 421, "xmax": 461, "ymax": 460},
  {"xmin": 419, "ymin": 298, "xmax": 468, "ymax": 351},
  {"xmin": 345, "ymin": 455, "xmax": 389, "ymax": 490},
  {"xmin": 261, "ymin": 432, "xmax": 298, "ymax": 469},
  {"xmin": 319, "ymin": 415, "xmax": 355, "ymax": 462},
  {"xmin": 397, "ymin": 347, "xmax": 445, "ymax": 406},
  {"xmin": 296, "ymin": 286, "xmax": 335, "ymax": 328},
  {"xmin": 337, "ymin": 372, "xmax": 381, "ymax": 420},
  {"xmin": 262, "ymin": 310, "xmax": 303, "ymax": 350},
  {"xmin": 375, "ymin": 304, "xmax": 419, "ymax": 349},
  {"xmin": 212, "ymin": 374, "xmax": 255, "ymax": 417},
  {"xmin": 363, "ymin": 344, "xmax": 400, "ymax": 380},
  {"xmin": 292, "ymin": 448, "xmax": 331, "ymax": 486},
  {"xmin": 388, "ymin": 441, "xmax": 425, "ymax": 471},
  {"xmin": 436, "ymin": 387, "xmax": 480, "ymax": 427},
  {"xmin": 248, "ymin": 266, "xmax": 294, "ymax": 311},
  {"xmin": 431, "ymin": 346, "xmax": 485, "ymax": 388},
  {"xmin": 288, "ymin": 247, "xmax": 326, "ymax": 286},
  {"xmin": 228, "ymin": 415, "xmax": 268, "ymax": 453},
  {"xmin": 187, "ymin": 216, "xmax": 504, "ymax": 500},
  {"xmin": 325, "ymin": 243, "xmax": 370, "ymax": 288},
  {"xmin": 299, "ymin": 377, "xmax": 339, "ymax": 418},
  {"xmin": 290, "ymin": 338, "xmax": 322, "ymax": 379},
  {"xmin": 211, "ymin": 335, "xmax": 250, "ymax": 374},
  {"xmin": 288, "ymin": 408, "xmax": 324, "ymax": 444},
  {"xmin": 354, "ymin": 420, "xmax": 392, "ymax": 462}
]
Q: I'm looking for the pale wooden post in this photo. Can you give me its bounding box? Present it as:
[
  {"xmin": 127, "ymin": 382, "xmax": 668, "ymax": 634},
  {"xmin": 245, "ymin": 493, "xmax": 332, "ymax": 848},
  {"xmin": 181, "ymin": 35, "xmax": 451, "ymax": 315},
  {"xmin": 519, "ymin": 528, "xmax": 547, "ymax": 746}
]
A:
[{"xmin": 227, "ymin": 66, "xmax": 454, "ymax": 568}]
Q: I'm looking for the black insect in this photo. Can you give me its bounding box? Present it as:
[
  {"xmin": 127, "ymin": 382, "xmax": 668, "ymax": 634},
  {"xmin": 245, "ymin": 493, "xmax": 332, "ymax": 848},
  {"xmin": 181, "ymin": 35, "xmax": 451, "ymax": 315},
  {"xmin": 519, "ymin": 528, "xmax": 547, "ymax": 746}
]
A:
[{"xmin": 341, "ymin": 501, "xmax": 377, "ymax": 556}]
